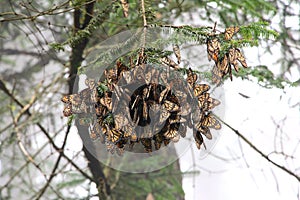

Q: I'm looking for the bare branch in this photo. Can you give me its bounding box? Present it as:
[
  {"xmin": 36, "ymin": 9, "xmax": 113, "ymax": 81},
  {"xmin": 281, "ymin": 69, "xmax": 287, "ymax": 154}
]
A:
[
  {"xmin": 219, "ymin": 117, "xmax": 300, "ymax": 182},
  {"xmin": 0, "ymin": 79, "xmax": 94, "ymax": 183}
]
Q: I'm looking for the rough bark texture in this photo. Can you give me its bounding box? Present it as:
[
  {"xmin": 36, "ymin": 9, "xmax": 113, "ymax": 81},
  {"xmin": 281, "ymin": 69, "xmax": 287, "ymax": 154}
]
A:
[{"xmin": 68, "ymin": 2, "xmax": 111, "ymax": 198}]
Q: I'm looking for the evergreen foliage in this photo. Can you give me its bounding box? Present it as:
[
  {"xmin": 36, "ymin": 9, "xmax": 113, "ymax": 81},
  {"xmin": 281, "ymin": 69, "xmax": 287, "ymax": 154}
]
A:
[{"xmin": 0, "ymin": 0, "xmax": 299, "ymax": 199}]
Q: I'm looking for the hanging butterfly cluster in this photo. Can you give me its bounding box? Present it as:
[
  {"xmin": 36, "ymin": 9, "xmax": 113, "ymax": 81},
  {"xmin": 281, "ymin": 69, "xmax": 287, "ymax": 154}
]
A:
[
  {"xmin": 61, "ymin": 45, "xmax": 222, "ymax": 154},
  {"xmin": 186, "ymin": 68, "xmax": 221, "ymax": 149},
  {"xmin": 207, "ymin": 26, "xmax": 248, "ymax": 84}
]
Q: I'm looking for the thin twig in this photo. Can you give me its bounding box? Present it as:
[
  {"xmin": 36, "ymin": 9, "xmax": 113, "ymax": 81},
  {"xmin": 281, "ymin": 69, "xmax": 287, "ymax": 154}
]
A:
[
  {"xmin": 0, "ymin": 79, "xmax": 94, "ymax": 182},
  {"xmin": 140, "ymin": 0, "xmax": 147, "ymax": 58},
  {"xmin": 141, "ymin": 0, "xmax": 147, "ymax": 27},
  {"xmin": 218, "ymin": 117, "xmax": 300, "ymax": 182}
]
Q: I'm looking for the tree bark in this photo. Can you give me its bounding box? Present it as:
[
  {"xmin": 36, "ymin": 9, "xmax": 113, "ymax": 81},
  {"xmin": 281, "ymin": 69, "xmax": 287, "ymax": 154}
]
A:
[{"xmin": 68, "ymin": 2, "xmax": 111, "ymax": 198}]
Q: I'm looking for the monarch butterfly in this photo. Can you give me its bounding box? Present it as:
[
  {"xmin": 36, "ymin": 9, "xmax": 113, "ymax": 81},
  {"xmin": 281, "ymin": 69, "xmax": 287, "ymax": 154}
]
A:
[
  {"xmin": 61, "ymin": 94, "xmax": 81, "ymax": 106},
  {"xmin": 85, "ymin": 78, "xmax": 96, "ymax": 90},
  {"xmin": 144, "ymin": 69, "xmax": 153, "ymax": 85},
  {"xmin": 143, "ymin": 83, "xmax": 153, "ymax": 100},
  {"xmin": 167, "ymin": 122, "xmax": 180, "ymax": 138},
  {"xmin": 130, "ymin": 132, "xmax": 138, "ymax": 142},
  {"xmin": 198, "ymin": 94, "xmax": 221, "ymax": 111},
  {"xmin": 136, "ymin": 51, "xmax": 147, "ymax": 65},
  {"xmin": 228, "ymin": 48, "xmax": 239, "ymax": 72},
  {"xmin": 63, "ymin": 104, "xmax": 72, "ymax": 117},
  {"xmin": 78, "ymin": 88, "xmax": 91, "ymax": 103},
  {"xmin": 193, "ymin": 129, "xmax": 206, "ymax": 149},
  {"xmin": 152, "ymin": 70, "xmax": 160, "ymax": 84},
  {"xmin": 197, "ymin": 93, "xmax": 210, "ymax": 108},
  {"xmin": 149, "ymin": 103, "xmax": 160, "ymax": 119},
  {"xmin": 163, "ymin": 100, "xmax": 180, "ymax": 112},
  {"xmin": 141, "ymin": 138, "xmax": 152, "ymax": 153},
  {"xmin": 193, "ymin": 84, "xmax": 210, "ymax": 97},
  {"xmin": 207, "ymin": 97, "xmax": 221, "ymax": 110},
  {"xmin": 100, "ymin": 92, "xmax": 112, "ymax": 111},
  {"xmin": 168, "ymin": 115, "xmax": 186, "ymax": 124},
  {"xmin": 194, "ymin": 121, "xmax": 212, "ymax": 139},
  {"xmin": 107, "ymin": 82, "xmax": 115, "ymax": 92},
  {"xmin": 173, "ymin": 44, "xmax": 181, "ymax": 64},
  {"xmin": 105, "ymin": 68, "xmax": 118, "ymax": 83},
  {"xmin": 122, "ymin": 70, "xmax": 134, "ymax": 84},
  {"xmin": 218, "ymin": 54, "xmax": 230, "ymax": 74},
  {"xmin": 95, "ymin": 103, "xmax": 106, "ymax": 117},
  {"xmin": 177, "ymin": 102, "xmax": 191, "ymax": 116},
  {"xmin": 187, "ymin": 68, "xmax": 197, "ymax": 87},
  {"xmin": 159, "ymin": 70, "xmax": 169, "ymax": 86},
  {"xmin": 145, "ymin": 68, "xmax": 158, "ymax": 85},
  {"xmin": 142, "ymin": 100, "xmax": 148, "ymax": 120},
  {"xmin": 201, "ymin": 113, "xmax": 221, "ymax": 130},
  {"xmin": 116, "ymin": 60, "xmax": 129, "ymax": 78},
  {"xmin": 207, "ymin": 37, "xmax": 220, "ymax": 62},
  {"xmin": 166, "ymin": 94, "xmax": 179, "ymax": 105},
  {"xmin": 142, "ymin": 126, "xmax": 154, "ymax": 138},
  {"xmin": 116, "ymin": 137, "xmax": 127, "ymax": 148},
  {"xmin": 72, "ymin": 101, "xmax": 88, "ymax": 114},
  {"xmin": 90, "ymin": 88, "xmax": 98, "ymax": 103},
  {"xmin": 130, "ymin": 94, "xmax": 141, "ymax": 110},
  {"xmin": 174, "ymin": 90, "xmax": 187, "ymax": 102},
  {"xmin": 160, "ymin": 57, "xmax": 180, "ymax": 69},
  {"xmin": 133, "ymin": 65, "xmax": 145, "ymax": 82},
  {"xmin": 212, "ymin": 54, "xmax": 230, "ymax": 84},
  {"xmin": 153, "ymin": 133, "xmax": 163, "ymax": 150},
  {"xmin": 164, "ymin": 125, "xmax": 178, "ymax": 139},
  {"xmin": 132, "ymin": 107, "xmax": 140, "ymax": 124},
  {"xmin": 106, "ymin": 125, "xmax": 122, "ymax": 143},
  {"xmin": 212, "ymin": 64, "xmax": 223, "ymax": 85},
  {"xmin": 121, "ymin": 124, "xmax": 133, "ymax": 138},
  {"xmin": 93, "ymin": 122, "xmax": 106, "ymax": 143},
  {"xmin": 199, "ymin": 126, "xmax": 212, "ymax": 140},
  {"xmin": 113, "ymin": 113, "xmax": 129, "ymax": 130},
  {"xmin": 159, "ymin": 86, "xmax": 170, "ymax": 103},
  {"xmin": 113, "ymin": 83, "xmax": 122, "ymax": 99},
  {"xmin": 224, "ymin": 26, "xmax": 239, "ymax": 40},
  {"xmin": 163, "ymin": 138, "xmax": 171, "ymax": 146},
  {"xmin": 142, "ymin": 87, "xmax": 149, "ymax": 99},
  {"xmin": 235, "ymin": 48, "xmax": 247, "ymax": 68}
]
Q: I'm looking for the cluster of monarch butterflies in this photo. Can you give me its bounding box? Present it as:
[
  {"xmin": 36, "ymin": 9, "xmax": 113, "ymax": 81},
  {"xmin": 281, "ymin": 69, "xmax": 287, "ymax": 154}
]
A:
[
  {"xmin": 207, "ymin": 26, "xmax": 248, "ymax": 85},
  {"xmin": 62, "ymin": 45, "xmax": 221, "ymax": 155}
]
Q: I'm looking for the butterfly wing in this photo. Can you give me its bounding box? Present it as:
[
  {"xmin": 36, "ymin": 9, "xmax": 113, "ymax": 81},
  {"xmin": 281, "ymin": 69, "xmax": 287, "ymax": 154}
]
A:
[
  {"xmin": 187, "ymin": 68, "xmax": 197, "ymax": 87},
  {"xmin": 207, "ymin": 38, "xmax": 220, "ymax": 62},
  {"xmin": 224, "ymin": 26, "xmax": 239, "ymax": 40},
  {"xmin": 201, "ymin": 114, "xmax": 221, "ymax": 130},
  {"xmin": 235, "ymin": 49, "xmax": 248, "ymax": 68},
  {"xmin": 163, "ymin": 100, "xmax": 180, "ymax": 112},
  {"xmin": 193, "ymin": 129, "xmax": 206, "ymax": 149},
  {"xmin": 193, "ymin": 84, "xmax": 210, "ymax": 97}
]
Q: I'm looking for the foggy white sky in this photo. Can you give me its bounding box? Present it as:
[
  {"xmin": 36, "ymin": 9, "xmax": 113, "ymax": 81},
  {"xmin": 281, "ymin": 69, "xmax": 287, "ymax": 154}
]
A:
[
  {"xmin": 174, "ymin": 3, "xmax": 300, "ymax": 200},
  {"xmin": 177, "ymin": 25, "xmax": 300, "ymax": 200}
]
